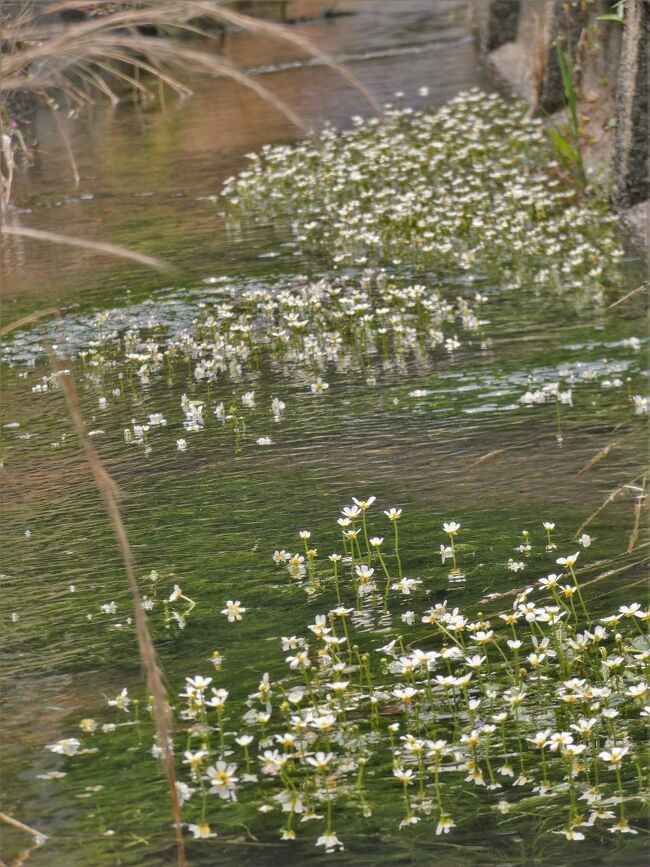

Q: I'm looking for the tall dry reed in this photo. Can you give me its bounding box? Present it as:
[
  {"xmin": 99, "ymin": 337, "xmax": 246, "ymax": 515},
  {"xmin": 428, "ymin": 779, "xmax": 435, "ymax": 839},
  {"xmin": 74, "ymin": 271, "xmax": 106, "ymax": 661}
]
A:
[{"xmin": 49, "ymin": 352, "xmax": 186, "ymax": 867}]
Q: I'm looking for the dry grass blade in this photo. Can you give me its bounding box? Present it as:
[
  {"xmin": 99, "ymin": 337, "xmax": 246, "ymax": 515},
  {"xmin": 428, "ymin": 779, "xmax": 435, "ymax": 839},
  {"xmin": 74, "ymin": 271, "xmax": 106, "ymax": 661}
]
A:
[
  {"xmin": 49, "ymin": 353, "xmax": 185, "ymax": 867},
  {"xmin": 466, "ymin": 447, "xmax": 508, "ymax": 468},
  {"xmin": 0, "ymin": 225, "xmax": 167, "ymax": 270},
  {"xmin": 0, "ymin": 307, "xmax": 60, "ymax": 337},
  {"xmin": 0, "ymin": 813, "xmax": 46, "ymax": 842},
  {"xmin": 46, "ymin": 101, "xmax": 80, "ymax": 187},
  {"xmin": 42, "ymin": 0, "xmax": 382, "ymax": 120},
  {"xmin": 576, "ymin": 442, "xmax": 615, "ymax": 476},
  {"xmin": 0, "ymin": 0, "xmax": 378, "ymax": 120},
  {"xmin": 627, "ymin": 474, "xmax": 647, "ymax": 554},
  {"xmin": 194, "ymin": 2, "xmax": 384, "ymax": 117},
  {"xmin": 135, "ymin": 39, "xmax": 313, "ymax": 136},
  {"xmin": 606, "ymin": 280, "xmax": 648, "ymax": 309},
  {"xmin": 1, "ymin": 0, "xmax": 381, "ymax": 211},
  {"xmin": 573, "ymin": 471, "xmax": 646, "ymax": 539}
]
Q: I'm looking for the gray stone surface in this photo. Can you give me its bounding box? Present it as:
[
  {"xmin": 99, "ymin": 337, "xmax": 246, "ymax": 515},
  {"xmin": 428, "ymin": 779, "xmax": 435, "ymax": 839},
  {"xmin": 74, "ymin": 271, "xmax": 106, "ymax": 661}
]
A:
[
  {"xmin": 620, "ymin": 200, "xmax": 649, "ymax": 253},
  {"xmin": 613, "ymin": 0, "xmax": 649, "ymax": 208},
  {"xmin": 539, "ymin": 0, "xmax": 589, "ymax": 113},
  {"xmin": 487, "ymin": 40, "xmax": 535, "ymax": 103},
  {"xmin": 486, "ymin": 0, "xmax": 521, "ymax": 52}
]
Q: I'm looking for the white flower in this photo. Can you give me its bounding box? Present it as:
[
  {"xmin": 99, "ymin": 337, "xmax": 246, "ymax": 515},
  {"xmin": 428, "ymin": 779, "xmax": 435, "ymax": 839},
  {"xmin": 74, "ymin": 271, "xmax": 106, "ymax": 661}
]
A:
[
  {"xmin": 176, "ymin": 438, "xmax": 187, "ymax": 451},
  {"xmin": 221, "ymin": 600, "xmax": 246, "ymax": 622},
  {"xmin": 384, "ymin": 508, "xmax": 402, "ymax": 521},
  {"xmin": 443, "ymin": 521, "xmax": 460, "ymax": 535},
  {"xmin": 107, "ymin": 688, "xmax": 130, "ymax": 712},
  {"xmin": 271, "ymin": 397, "xmax": 286, "ymax": 419},
  {"xmin": 315, "ymin": 830, "xmax": 344, "ymax": 852},
  {"xmin": 306, "ymin": 751, "xmax": 335, "ymax": 771},
  {"xmin": 436, "ymin": 815, "xmax": 456, "ymax": 835},
  {"xmin": 310, "ymin": 378, "xmax": 329, "ymax": 394},
  {"xmin": 46, "ymin": 738, "xmax": 80, "ymax": 756},
  {"xmin": 554, "ymin": 828, "xmax": 585, "ymax": 840},
  {"xmin": 598, "ymin": 747, "xmax": 628, "ymax": 767},
  {"xmin": 175, "ymin": 781, "xmax": 195, "ymax": 805},
  {"xmin": 256, "ymin": 437, "xmax": 272, "ymax": 446},
  {"xmin": 188, "ymin": 823, "xmax": 216, "ymax": 839},
  {"xmin": 272, "ymin": 549, "xmax": 290, "ymax": 566},
  {"xmin": 393, "ymin": 767, "xmax": 414, "ymax": 784},
  {"xmin": 206, "ymin": 761, "xmax": 239, "ymax": 800},
  {"xmin": 391, "ymin": 577, "xmax": 421, "ymax": 595},
  {"xmin": 608, "ymin": 820, "xmax": 638, "ymax": 834},
  {"xmin": 352, "ymin": 495, "xmax": 376, "ymax": 510}
]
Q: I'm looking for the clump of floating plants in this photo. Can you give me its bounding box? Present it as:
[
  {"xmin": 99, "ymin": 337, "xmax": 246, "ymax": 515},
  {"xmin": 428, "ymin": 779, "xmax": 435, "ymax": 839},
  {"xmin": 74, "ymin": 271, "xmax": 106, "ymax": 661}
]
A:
[
  {"xmin": 515, "ymin": 342, "xmax": 648, "ymax": 440},
  {"xmin": 2, "ymin": 271, "xmax": 484, "ymax": 453},
  {"xmin": 44, "ymin": 497, "xmax": 648, "ymax": 852},
  {"xmin": 3, "ymin": 273, "xmax": 646, "ymax": 458},
  {"xmin": 223, "ymin": 90, "xmax": 623, "ymax": 294}
]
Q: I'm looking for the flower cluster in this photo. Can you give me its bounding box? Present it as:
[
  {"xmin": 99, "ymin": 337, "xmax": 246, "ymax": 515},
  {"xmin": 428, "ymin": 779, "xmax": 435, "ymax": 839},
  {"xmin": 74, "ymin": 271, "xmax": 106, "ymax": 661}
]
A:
[
  {"xmin": 224, "ymin": 90, "xmax": 623, "ymax": 292},
  {"xmin": 44, "ymin": 497, "xmax": 648, "ymax": 853}
]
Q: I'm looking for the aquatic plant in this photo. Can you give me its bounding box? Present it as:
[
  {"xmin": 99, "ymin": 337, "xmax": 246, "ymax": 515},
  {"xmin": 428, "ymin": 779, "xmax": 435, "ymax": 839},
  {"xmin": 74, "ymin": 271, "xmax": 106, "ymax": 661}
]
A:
[
  {"xmin": 223, "ymin": 90, "xmax": 623, "ymax": 290},
  {"xmin": 2, "ymin": 266, "xmax": 645, "ymax": 460},
  {"xmin": 40, "ymin": 496, "xmax": 648, "ymax": 856},
  {"xmin": 0, "ymin": 270, "xmax": 487, "ymax": 451}
]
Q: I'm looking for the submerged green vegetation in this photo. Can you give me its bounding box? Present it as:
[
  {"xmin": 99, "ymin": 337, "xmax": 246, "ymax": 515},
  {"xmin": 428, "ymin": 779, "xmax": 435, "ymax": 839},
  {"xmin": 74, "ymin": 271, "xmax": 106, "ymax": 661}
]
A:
[
  {"xmin": 44, "ymin": 499, "xmax": 649, "ymax": 852},
  {"xmin": 1, "ymin": 88, "xmax": 648, "ymax": 865}
]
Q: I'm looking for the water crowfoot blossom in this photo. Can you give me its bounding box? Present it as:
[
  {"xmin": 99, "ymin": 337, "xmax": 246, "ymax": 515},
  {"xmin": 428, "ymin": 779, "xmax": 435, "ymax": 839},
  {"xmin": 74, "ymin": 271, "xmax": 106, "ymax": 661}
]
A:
[{"xmin": 42, "ymin": 496, "xmax": 647, "ymax": 856}]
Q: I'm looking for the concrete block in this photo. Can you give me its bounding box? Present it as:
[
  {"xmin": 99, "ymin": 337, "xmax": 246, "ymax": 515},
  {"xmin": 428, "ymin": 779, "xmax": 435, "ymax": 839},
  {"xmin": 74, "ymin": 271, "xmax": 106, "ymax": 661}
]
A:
[
  {"xmin": 539, "ymin": 0, "xmax": 590, "ymax": 113},
  {"xmin": 472, "ymin": 0, "xmax": 521, "ymax": 57},
  {"xmin": 613, "ymin": 0, "xmax": 649, "ymax": 208},
  {"xmin": 620, "ymin": 200, "xmax": 649, "ymax": 252}
]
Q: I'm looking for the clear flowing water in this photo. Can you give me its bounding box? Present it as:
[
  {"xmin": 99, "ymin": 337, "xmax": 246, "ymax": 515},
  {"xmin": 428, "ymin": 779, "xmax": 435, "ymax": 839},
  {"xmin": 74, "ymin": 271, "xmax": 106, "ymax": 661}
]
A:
[{"xmin": 0, "ymin": 2, "xmax": 648, "ymax": 865}]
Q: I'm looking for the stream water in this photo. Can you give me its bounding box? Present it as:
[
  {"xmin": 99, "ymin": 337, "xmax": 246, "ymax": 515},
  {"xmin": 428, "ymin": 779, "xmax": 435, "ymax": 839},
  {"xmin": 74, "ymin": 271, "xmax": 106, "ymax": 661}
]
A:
[{"xmin": 0, "ymin": 2, "xmax": 647, "ymax": 865}]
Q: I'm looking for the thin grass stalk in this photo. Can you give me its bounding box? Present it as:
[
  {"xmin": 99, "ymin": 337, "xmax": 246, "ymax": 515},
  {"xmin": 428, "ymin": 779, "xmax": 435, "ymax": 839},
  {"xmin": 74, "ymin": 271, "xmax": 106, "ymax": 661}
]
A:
[
  {"xmin": 46, "ymin": 101, "xmax": 80, "ymax": 187},
  {"xmin": 0, "ymin": 307, "xmax": 61, "ymax": 337},
  {"xmin": 0, "ymin": 224, "xmax": 167, "ymax": 270},
  {"xmin": 627, "ymin": 475, "xmax": 647, "ymax": 554},
  {"xmin": 576, "ymin": 442, "xmax": 616, "ymax": 476},
  {"xmin": 573, "ymin": 471, "xmax": 646, "ymax": 539},
  {"xmin": 606, "ymin": 280, "xmax": 649, "ymax": 309},
  {"xmin": 37, "ymin": 0, "xmax": 382, "ymax": 116},
  {"xmin": 190, "ymin": 2, "xmax": 384, "ymax": 117},
  {"xmin": 0, "ymin": 813, "xmax": 46, "ymax": 843},
  {"xmin": 48, "ymin": 352, "xmax": 186, "ymax": 867}
]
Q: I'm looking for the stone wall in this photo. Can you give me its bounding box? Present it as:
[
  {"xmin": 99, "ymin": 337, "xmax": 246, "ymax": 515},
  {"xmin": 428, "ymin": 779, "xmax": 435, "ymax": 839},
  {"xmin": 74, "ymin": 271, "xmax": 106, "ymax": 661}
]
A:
[{"xmin": 471, "ymin": 0, "xmax": 649, "ymax": 241}]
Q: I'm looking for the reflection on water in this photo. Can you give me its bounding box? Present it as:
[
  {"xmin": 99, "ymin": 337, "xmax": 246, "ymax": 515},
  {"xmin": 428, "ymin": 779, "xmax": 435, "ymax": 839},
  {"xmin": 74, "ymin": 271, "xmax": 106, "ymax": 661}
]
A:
[
  {"xmin": 1, "ymin": 0, "xmax": 486, "ymax": 319},
  {"xmin": 0, "ymin": 2, "xmax": 648, "ymax": 865}
]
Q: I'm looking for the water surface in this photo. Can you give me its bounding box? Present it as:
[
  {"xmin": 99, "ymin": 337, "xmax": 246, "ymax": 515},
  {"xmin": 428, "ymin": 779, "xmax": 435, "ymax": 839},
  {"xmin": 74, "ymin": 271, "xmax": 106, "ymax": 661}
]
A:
[{"xmin": 1, "ymin": 2, "xmax": 647, "ymax": 865}]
